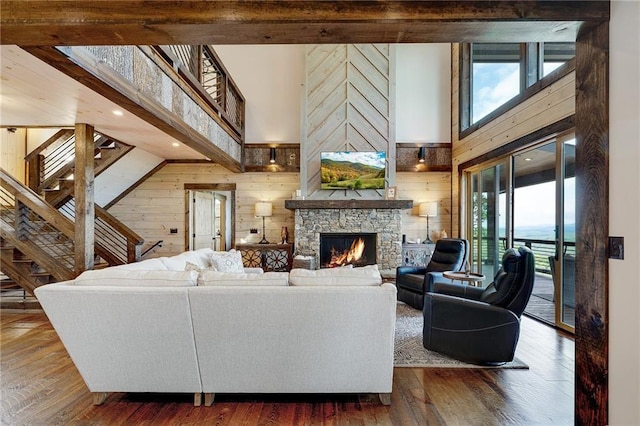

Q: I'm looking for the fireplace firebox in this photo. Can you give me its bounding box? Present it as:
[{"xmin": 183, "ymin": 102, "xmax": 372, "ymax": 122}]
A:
[{"xmin": 319, "ymin": 233, "xmax": 377, "ymax": 268}]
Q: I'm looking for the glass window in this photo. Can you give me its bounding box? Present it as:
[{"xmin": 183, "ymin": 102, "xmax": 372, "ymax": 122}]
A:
[
  {"xmin": 461, "ymin": 42, "xmax": 575, "ymax": 132},
  {"xmin": 472, "ymin": 44, "xmax": 521, "ymax": 123},
  {"xmin": 542, "ymin": 42, "xmax": 576, "ymax": 77}
]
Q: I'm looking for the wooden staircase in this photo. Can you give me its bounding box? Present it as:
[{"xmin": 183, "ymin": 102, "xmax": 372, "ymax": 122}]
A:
[
  {"xmin": 25, "ymin": 130, "xmax": 134, "ymax": 208},
  {"xmin": 1, "ymin": 133, "xmax": 144, "ymax": 300}
]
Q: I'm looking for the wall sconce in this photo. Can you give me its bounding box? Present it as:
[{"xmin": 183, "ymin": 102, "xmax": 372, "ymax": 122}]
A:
[
  {"xmin": 418, "ymin": 146, "xmax": 426, "ymax": 163},
  {"xmin": 269, "ymin": 147, "xmax": 276, "ymax": 164}
]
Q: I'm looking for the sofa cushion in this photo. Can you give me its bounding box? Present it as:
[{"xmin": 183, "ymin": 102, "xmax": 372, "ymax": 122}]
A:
[
  {"xmin": 74, "ymin": 269, "xmax": 199, "ymax": 287},
  {"xmin": 289, "ymin": 264, "xmax": 382, "ymax": 286},
  {"xmin": 160, "ymin": 248, "xmax": 215, "ymax": 271},
  {"xmin": 209, "ymin": 249, "xmax": 245, "ymax": 273},
  {"xmin": 111, "ymin": 258, "xmax": 169, "ymax": 271},
  {"xmin": 199, "ymin": 271, "xmax": 289, "ymax": 286}
]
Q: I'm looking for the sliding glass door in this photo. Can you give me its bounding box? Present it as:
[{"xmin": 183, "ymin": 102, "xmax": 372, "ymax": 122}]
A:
[
  {"xmin": 468, "ymin": 160, "xmax": 509, "ymax": 279},
  {"xmin": 464, "ymin": 131, "xmax": 575, "ymax": 332}
]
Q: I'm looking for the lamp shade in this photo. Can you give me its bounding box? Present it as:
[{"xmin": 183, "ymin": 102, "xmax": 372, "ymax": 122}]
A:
[
  {"xmin": 255, "ymin": 202, "xmax": 273, "ymax": 217},
  {"xmin": 419, "ymin": 201, "xmax": 438, "ymax": 217}
]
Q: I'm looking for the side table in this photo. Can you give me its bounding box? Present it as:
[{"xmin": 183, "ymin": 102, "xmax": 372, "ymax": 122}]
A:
[
  {"xmin": 443, "ymin": 271, "xmax": 486, "ymax": 287},
  {"xmin": 401, "ymin": 243, "xmax": 435, "ymax": 267}
]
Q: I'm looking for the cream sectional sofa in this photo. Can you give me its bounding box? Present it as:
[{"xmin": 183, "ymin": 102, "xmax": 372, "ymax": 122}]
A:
[{"xmin": 34, "ymin": 249, "xmax": 397, "ymax": 406}]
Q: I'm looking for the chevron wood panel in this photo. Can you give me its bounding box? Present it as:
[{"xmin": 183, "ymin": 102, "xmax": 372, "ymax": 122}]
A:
[{"xmin": 303, "ymin": 44, "xmax": 393, "ymax": 199}]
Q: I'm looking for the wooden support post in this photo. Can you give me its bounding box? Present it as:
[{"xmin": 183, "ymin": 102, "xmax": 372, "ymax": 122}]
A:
[
  {"xmin": 575, "ymin": 21, "xmax": 609, "ymax": 426},
  {"xmin": 26, "ymin": 154, "xmax": 43, "ymax": 193},
  {"xmin": 193, "ymin": 393, "xmax": 202, "ymax": 407},
  {"xmin": 74, "ymin": 123, "xmax": 95, "ymax": 275}
]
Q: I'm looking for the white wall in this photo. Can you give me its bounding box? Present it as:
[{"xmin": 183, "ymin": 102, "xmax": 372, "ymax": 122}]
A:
[
  {"xmin": 609, "ymin": 1, "xmax": 640, "ymax": 424},
  {"xmin": 213, "ymin": 45, "xmax": 306, "ymax": 144},
  {"xmin": 214, "ymin": 44, "xmax": 453, "ymax": 146},
  {"xmin": 395, "ymin": 44, "xmax": 452, "ymax": 143},
  {"xmin": 94, "ymin": 148, "xmax": 164, "ymax": 207}
]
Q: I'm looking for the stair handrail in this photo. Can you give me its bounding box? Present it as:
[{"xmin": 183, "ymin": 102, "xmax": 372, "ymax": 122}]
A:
[
  {"xmin": 95, "ymin": 205, "xmax": 144, "ymax": 263},
  {"xmin": 24, "ymin": 129, "xmax": 74, "ymax": 162},
  {"xmin": 0, "ymin": 169, "xmax": 75, "ymax": 238},
  {"xmin": 141, "ymin": 240, "xmax": 163, "ymax": 258},
  {"xmin": 0, "ymin": 168, "xmax": 76, "ymax": 281},
  {"xmin": 57, "ymin": 200, "xmax": 144, "ymax": 265}
]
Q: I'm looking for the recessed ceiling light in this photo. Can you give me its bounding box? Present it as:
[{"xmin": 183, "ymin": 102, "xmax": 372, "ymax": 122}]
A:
[
  {"xmin": 524, "ymin": 158, "xmax": 532, "ymax": 162},
  {"xmin": 112, "ymin": 110, "xmax": 123, "ymax": 116},
  {"xmin": 172, "ymin": 142, "xmax": 180, "ymax": 147}
]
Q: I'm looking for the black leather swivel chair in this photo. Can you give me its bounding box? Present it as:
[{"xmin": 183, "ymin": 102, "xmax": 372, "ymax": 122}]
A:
[
  {"xmin": 395, "ymin": 238, "xmax": 469, "ymax": 309},
  {"xmin": 423, "ymin": 246, "xmax": 535, "ymax": 365}
]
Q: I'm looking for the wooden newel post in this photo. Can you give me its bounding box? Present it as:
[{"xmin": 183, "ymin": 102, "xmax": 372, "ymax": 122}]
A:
[
  {"xmin": 74, "ymin": 123, "xmax": 95, "ymax": 275},
  {"xmin": 26, "ymin": 154, "xmax": 43, "ymax": 194}
]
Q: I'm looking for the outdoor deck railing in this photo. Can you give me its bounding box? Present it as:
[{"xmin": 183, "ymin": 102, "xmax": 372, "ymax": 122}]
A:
[{"xmin": 477, "ymin": 236, "xmax": 575, "ymax": 275}]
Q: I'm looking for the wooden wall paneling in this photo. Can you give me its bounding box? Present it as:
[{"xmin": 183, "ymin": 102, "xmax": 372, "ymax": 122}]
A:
[
  {"xmin": 453, "ymin": 72, "xmax": 576, "ymax": 161},
  {"xmin": 396, "ymin": 172, "xmax": 452, "ymax": 243},
  {"xmin": 0, "ymin": 129, "xmax": 26, "ymax": 184},
  {"xmin": 303, "ymin": 44, "xmax": 392, "ymax": 199},
  {"xmin": 108, "ymin": 163, "xmax": 299, "ymax": 256}
]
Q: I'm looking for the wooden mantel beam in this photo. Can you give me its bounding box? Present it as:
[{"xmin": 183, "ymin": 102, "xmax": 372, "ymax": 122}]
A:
[{"xmin": 0, "ymin": 1, "xmax": 608, "ymax": 46}]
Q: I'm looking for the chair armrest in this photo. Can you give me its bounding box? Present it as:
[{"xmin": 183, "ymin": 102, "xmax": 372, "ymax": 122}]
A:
[
  {"xmin": 432, "ymin": 282, "xmax": 485, "ymax": 300},
  {"xmin": 396, "ymin": 266, "xmax": 428, "ymax": 277},
  {"xmin": 425, "ymin": 293, "xmax": 518, "ymax": 326}
]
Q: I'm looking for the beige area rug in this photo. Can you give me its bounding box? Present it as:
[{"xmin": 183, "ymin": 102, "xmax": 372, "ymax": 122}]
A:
[{"xmin": 394, "ymin": 302, "xmax": 529, "ymax": 369}]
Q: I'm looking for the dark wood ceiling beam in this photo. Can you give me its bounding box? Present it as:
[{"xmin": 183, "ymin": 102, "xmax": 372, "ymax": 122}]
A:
[{"xmin": 0, "ymin": 1, "xmax": 609, "ymax": 46}]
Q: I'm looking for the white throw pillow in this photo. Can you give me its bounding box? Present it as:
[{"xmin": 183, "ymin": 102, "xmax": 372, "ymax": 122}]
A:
[
  {"xmin": 185, "ymin": 261, "xmax": 217, "ymax": 286},
  {"xmin": 209, "ymin": 249, "xmax": 245, "ymax": 273},
  {"xmin": 74, "ymin": 269, "xmax": 198, "ymax": 287},
  {"xmin": 182, "ymin": 248, "xmax": 215, "ymax": 268},
  {"xmin": 289, "ymin": 264, "xmax": 382, "ymax": 286},
  {"xmin": 200, "ymin": 270, "xmax": 289, "ymax": 286}
]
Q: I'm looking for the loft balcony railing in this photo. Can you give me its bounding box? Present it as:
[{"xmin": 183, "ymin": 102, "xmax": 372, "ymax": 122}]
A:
[{"xmin": 154, "ymin": 45, "xmax": 245, "ymax": 140}]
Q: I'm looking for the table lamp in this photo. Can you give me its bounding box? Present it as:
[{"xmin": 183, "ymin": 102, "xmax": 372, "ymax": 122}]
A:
[
  {"xmin": 255, "ymin": 202, "xmax": 273, "ymax": 244},
  {"xmin": 418, "ymin": 201, "xmax": 438, "ymax": 243}
]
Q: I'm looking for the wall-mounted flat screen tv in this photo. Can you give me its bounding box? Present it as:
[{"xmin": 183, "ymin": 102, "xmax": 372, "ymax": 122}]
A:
[{"xmin": 320, "ymin": 151, "xmax": 386, "ymax": 190}]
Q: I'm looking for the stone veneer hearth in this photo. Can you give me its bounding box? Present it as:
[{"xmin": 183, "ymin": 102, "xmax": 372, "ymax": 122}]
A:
[{"xmin": 292, "ymin": 207, "xmax": 403, "ymax": 270}]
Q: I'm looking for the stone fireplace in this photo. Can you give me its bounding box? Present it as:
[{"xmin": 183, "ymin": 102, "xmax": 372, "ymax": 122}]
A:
[{"xmin": 285, "ymin": 200, "xmax": 412, "ymax": 271}]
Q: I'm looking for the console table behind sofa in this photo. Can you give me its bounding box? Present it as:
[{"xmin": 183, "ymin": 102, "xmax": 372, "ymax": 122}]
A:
[{"xmin": 236, "ymin": 243, "xmax": 293, "ymax": 272}]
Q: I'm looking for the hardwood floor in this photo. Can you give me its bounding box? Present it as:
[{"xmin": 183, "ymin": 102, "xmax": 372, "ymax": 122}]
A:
[{"xmin": 1, "ymin": 309, "xmax": 574, "ymax": 425}]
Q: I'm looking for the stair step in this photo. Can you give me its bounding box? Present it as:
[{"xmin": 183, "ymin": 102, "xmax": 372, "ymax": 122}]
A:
[
  {"xmin": 1, "ymin": 280, "xmax": 19, "ymax": 290},
  {"xmin": 0, "ymin": 289, "xmax": 41, "ymax": 310}
]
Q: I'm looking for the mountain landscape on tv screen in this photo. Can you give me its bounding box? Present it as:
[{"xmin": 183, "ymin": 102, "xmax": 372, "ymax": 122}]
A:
[{"xmin": 321, "ymin": 153, "xmax": 386, "ymax": 190}]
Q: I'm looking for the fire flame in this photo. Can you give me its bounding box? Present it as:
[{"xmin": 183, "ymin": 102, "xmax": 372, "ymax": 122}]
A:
[{"xmin": 328, "ymin": 238, "xmax": 366, "ymax": 267}]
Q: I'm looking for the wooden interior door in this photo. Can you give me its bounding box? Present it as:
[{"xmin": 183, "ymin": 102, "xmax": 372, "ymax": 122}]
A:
[{"xmin": 192, "ymin": 191, "xmax": 215, "ymax": 250}]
